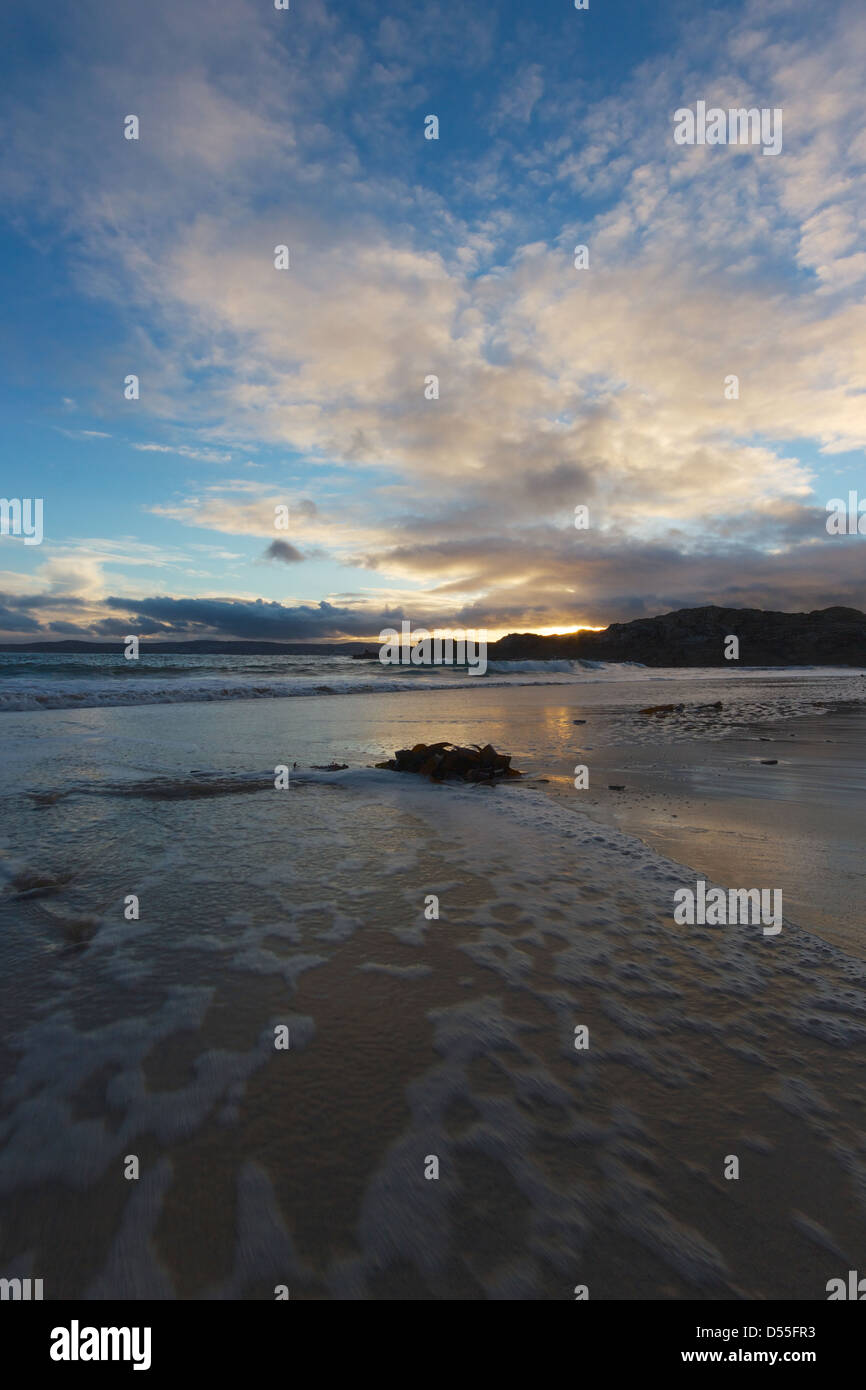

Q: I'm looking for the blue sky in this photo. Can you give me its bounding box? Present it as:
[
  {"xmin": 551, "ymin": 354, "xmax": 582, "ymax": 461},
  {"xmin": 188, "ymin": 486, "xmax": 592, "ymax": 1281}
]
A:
[{"xmin": 0, "ymin": 0, "xmax": 864, "ymax": 641}]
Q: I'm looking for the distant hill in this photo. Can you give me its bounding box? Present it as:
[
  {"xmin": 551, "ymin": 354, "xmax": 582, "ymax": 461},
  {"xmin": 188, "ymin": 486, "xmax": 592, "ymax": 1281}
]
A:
[
  {"xmin": 490, "ymin": 605, "xmax": 866, "ymax": 667},
  {"xmin": 0, "ymin": 639, "xmax": 371, "ymax": 656}
]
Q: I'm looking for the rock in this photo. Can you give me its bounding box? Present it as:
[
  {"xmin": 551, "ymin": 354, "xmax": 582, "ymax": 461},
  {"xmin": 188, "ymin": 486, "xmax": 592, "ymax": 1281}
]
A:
[
  {"xmin": 311, "ymin": 763, "xmax": 349, "ymax": 771},
  {"xmin": 376, "ymin": 740, "xmax": 523, "ymax": 783},
  {"xmin": 639, "ymin": 703, "xmax": 685, "ymax": 717},
  {"xmin": 608, "ymin": 784, "xmax": 626, "ymax": 791},
  {"xmin": 760, "ymin": 759, "xmax": 778, "ymax": 765},
  {"xmin": 573, "ymin": 719, "xmax": 587, "ymax": 724}
]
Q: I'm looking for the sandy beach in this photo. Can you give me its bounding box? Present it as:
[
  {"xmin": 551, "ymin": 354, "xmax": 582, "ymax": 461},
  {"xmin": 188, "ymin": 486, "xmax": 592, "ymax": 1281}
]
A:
[{"xmin": 0, "ymin": 667, "xmax": 864, "ymax": 1299}]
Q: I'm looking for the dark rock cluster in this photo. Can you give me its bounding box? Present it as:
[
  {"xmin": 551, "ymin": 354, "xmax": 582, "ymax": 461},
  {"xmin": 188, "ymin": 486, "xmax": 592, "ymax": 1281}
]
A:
[{"xmin": 376, "ymin": 741, "xmax": 523, "ymax": 782}]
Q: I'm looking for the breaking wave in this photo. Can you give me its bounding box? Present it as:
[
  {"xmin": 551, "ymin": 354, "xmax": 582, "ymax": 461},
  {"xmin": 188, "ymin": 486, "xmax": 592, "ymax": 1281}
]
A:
[{"xmin": 0, "ymin": 660, "xmax": 648, "ymax": 712}]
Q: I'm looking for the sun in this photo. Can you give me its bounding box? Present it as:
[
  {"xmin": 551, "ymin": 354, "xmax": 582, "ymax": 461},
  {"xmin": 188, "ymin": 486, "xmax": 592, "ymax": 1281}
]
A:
[{"xmin": 484, "ymin": 623, "xmax": 607, "ymax": 641}]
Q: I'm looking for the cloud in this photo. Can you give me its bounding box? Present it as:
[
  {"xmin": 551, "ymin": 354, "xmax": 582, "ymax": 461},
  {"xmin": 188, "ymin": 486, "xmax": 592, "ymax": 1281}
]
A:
[
  {"xmin": 53, "ymin": 428, "xmax": 112, "ymax": 440},
  {"xmin": 2, "ymin": 514, "xmax": 866, "ymax": 644},
  {"xmin": 2, "ymin": 0, "xmax": 866, "ymax": 631},
  {"xmin": 35, "ymin": 556, "xmax": 106, "ymax": 598},
  {"xmin": 262, "ymin": 539, "xmax": 305, "ymax": 564},
  {"xmin": 103, "ymin": 595, "xmax": 407, "ymax": 640},
  {"xmin": 0, "ymin": 606, "xmax": 41, "ymax": 633},
  {"xmin": 132, "ymin": 443, "xmax": 233, "ymax": 463},
  {"xmin": 0, "ymin": 590, "xmax": 87, "ymax": 612},
  {"xmin": 489, "ymin": 64, "xmax": 544, "ymax": 129}
]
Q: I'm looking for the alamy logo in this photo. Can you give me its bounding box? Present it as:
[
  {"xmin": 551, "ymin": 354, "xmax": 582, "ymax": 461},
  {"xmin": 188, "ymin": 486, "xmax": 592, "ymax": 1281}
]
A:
[
  {"xmin": 673, "ymin": 879, "xmax": 782, "ymax": 935},
  {"xmin": 0, "ymin": 497, "xmax": 43, "ymax": 544},
  {"xmin": 379, "ymin": 621, "xmax": 488, "ymax": 675},
  {"xmin": 673, "ymin": 102, "xmax": 782, "ymax": 156},
  {"xmin": 0, "ymin": 1277, "xmax": 43, "ymax": 1300},
  {"xmin": 826, "ymin": 493, "xmax": 866, "ymax": 535},
  {"xmin": 50, "ymin": 1321, "xmax": 152, "ymax": 1371},
  {"xmin": 826, "ymin": 1270, "xmax": 866, "ymax": 1299}
]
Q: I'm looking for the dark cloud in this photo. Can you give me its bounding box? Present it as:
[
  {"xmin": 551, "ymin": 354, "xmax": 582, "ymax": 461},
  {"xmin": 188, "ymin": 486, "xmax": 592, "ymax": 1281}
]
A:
[
  {"xmin": 262, "ymin": 540, "xmax": 305, "ymax": 564},
  {"xmin": 0, "ymin": 605, "xmax": 41, "ymax": 632},
  {"xmin": 93, "ymin": 616, "xmax": 178, "ymax": 637},
  {"xmin": 103, "ymin": 596, "xmax": 409, "ymax": 640},
  {"xmin": 0, "ymin": 591, "xmax": 86, "ymax": 611},
  {"xmin": 47, "ymin": 620, "xmax": 96, "ymax": 634}
]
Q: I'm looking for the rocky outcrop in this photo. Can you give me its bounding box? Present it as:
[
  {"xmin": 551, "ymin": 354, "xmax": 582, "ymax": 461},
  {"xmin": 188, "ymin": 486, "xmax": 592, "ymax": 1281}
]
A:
[
  {"xmin": 490, "ymin": 605, "xmax": 866, "ymax": 667},
  {"xmin": 376, "ymin": 741, "xmax": 523, "ymax": 782}
]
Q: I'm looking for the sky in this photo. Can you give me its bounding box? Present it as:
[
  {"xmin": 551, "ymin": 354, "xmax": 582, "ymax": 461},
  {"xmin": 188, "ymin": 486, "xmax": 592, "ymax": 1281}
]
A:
[{"xmin": 0, "ymin": 0, "xmax": 864, "ymax": 643}]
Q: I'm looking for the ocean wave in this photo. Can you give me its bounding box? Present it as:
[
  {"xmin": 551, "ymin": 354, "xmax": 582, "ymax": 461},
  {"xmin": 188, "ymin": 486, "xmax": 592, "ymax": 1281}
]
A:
[
  {"xmin": 485, "ymin": 657, "xmax": 644, "ymax": 673},
  {"xmin": 0, "ymin": 669, "xmax": 613, "ymax": 712},
  {"xmin": 2, "ymin": 659, "xmax": 856, "ymax": 713}
]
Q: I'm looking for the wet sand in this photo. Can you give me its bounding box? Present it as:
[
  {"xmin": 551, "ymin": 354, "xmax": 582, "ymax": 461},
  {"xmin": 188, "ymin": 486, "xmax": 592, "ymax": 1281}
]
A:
[
  {"xmin": 0, "ymin": 672, "xmax": 864, "ymax": 1299},
  {"xmin": 544, "ymin": 703, "xmax": 866, "ymax": 955}
]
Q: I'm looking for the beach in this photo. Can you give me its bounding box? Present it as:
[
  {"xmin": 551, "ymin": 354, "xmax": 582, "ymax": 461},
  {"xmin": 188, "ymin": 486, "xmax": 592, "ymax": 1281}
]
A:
[{"xmin": 1, "ymin": 661, "xmax": 865, "ymax": 1299}]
